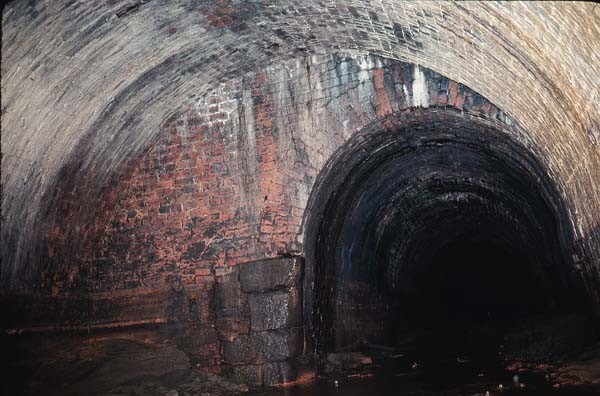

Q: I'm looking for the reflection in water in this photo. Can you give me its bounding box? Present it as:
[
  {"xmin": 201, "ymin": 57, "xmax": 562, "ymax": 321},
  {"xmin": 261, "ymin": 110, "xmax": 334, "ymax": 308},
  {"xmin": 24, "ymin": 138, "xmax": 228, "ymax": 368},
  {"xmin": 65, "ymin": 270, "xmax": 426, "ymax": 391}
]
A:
[{"xmin": 249, "ymin": 358, "xmax": 598, "ymax": 396}]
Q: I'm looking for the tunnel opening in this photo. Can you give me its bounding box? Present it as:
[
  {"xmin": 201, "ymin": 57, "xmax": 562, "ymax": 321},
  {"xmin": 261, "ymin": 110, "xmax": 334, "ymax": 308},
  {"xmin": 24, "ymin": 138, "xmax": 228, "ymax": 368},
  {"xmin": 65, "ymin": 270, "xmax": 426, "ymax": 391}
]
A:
[
  {"xmin": 303, "ymin": 109, "xmax": 590, "ymax": 372},
  {"xmin": 418, "ymin": 237, "xmax": 540, "ymax": 325}
]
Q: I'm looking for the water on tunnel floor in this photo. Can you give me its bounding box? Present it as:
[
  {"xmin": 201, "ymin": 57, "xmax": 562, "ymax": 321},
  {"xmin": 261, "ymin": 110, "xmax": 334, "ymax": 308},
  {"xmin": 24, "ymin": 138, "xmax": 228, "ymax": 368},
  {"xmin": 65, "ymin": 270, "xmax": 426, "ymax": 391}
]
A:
[
  {"xmin": 248, "ymin": 361, "xmax": 599, "ymax": 396},
  {"xmin": 249, "ymin": 335, "xmax": 599, "ymax": 396}
]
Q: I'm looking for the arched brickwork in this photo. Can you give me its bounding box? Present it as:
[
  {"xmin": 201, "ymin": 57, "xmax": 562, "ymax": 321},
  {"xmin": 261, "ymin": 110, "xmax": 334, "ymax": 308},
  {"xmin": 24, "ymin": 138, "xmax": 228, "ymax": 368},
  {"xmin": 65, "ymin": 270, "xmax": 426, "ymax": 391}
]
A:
[
  {"xmin": 3, "ymin": 2, "xmax": 599, "ymax": 291},
  {"xmin": 1, "ymin": 0, "xmax": 599, "ymax": 387},
  {"xmin": 302, "ymin": 108, "xmax": 580, "ymax": 360}
]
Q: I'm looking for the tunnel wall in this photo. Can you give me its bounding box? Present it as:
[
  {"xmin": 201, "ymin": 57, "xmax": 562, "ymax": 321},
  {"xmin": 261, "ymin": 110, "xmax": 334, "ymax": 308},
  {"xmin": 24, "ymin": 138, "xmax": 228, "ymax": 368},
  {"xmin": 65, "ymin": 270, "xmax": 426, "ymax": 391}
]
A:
[
  {"xmin": 3, "ymin": 1, "xmax": 600, "ymax": 290},
  {"xmin": 3, "ymin": 53, "xmax": 599, "ymax": 377},
  {"xmin": 2, "ymin": 0, "xmax": 600, "ymax": 384},
  {"xmin": 9, "ymin": 57, "xmax": 526, "ymax": 297}
]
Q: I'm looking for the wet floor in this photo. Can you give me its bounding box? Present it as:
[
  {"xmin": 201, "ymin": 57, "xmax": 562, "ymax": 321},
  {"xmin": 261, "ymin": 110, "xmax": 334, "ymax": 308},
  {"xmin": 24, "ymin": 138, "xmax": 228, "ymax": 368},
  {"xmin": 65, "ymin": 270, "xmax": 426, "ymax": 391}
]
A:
[{"xmin": 248, "ymin": 358, "xmax": 598, "ymax": 396}]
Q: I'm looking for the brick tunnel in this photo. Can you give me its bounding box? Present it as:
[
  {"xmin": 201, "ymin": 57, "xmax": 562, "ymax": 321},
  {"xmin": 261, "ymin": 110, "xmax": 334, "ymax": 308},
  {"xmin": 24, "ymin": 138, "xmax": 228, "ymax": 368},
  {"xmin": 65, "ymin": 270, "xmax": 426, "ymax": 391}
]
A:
[{"xmin": 2, "ymin": 1, "xmax": 600, "ymax": 395}]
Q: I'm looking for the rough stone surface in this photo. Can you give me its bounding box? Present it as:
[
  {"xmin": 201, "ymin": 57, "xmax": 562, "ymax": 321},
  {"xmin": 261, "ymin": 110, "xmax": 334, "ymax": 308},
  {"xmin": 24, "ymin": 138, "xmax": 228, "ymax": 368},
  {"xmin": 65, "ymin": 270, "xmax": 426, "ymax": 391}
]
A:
[
  {"xmin": 215, "ymin": 268, "xmax": 250, "ymax": 342},
  {"xmin": 213, "ymin": 258, "xmax": 304, "ymax": 384},
  {"xmin": 222, "ymin": 361, "xmax": 297, "ymax": 387},
  {"xmin": 222, "ymin": 326, "xmax": 303, "ymax": 365},
  {"xmin": 248, "ymin": 288, "xmax": 302, "ymax": 331},
  {"xmin": 262, "ymin": 361, "xmax": 298, "ymax": 386},
  {"xmin": 241, "ymin": 257, "xmax": 303, "ymax": 293}
]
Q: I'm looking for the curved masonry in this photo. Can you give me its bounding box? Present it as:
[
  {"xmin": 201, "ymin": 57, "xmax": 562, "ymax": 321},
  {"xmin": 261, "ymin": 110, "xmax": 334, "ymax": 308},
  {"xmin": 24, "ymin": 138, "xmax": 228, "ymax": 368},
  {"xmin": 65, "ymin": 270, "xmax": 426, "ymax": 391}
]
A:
[
  {"xmin": 1, "ymin": 0, "xmax": 599, "ymax": 388},
  {"xmin": 303, "ymin": 109, "xmax": 582, "ymax": 356}
]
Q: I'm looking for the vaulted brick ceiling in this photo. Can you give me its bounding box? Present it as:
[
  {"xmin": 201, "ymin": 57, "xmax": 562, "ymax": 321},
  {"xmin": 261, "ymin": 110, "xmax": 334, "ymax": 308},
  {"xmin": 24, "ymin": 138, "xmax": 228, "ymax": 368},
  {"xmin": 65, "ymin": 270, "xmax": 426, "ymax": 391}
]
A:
[{"xmin": 2, "ymin": 1, "xmax": 599, "ymax": 296}]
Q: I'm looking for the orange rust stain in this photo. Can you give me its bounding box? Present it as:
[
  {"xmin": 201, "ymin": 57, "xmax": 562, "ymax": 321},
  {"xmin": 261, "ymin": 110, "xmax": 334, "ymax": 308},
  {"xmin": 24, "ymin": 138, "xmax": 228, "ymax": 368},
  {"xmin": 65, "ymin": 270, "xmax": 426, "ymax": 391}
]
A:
[
  {"xmin": 448, "ymin": 80, "xmax": 465, "ymax": 109},
  {"xmin": 373, "ymin": 68, "xmax": 393, "ymax": 118},
  {"xmin": 273, "ymin": 371, "xmax": 317, "ymax": 388}
]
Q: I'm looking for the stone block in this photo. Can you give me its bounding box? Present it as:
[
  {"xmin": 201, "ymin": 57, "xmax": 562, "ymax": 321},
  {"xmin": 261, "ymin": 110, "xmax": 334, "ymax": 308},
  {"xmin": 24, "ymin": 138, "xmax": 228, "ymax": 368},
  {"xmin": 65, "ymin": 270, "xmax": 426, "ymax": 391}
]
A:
[
  {"xmin": 248, "ymin": 287, "xmax": 302, "ymax": 331},
  {"xmin": 263, "ymin": 361, "xmax": 298, "ymax": 386},
  {"xmin": 240, "ymin": 257, "xmax": 303, "ymax": 292},
  {"xmin": 221, "ymin": 326, "xmax": 303, "ymax": 365},
  {"xmin": 214, "ymin": 267, "xmax": 250, "ymax": 340},
  {"xmin": 261, "ymin": 327, "xmax": 303, "ymax": 362},
  {"xmin": 221, "ymin": 361, "xmax": 298, "ymax": 386},
  {"xmin": 221, "ymin": 364, "xmax": 263, "ymax": 386},
  {"xmin": 222, "ymin": 333, "xmax": 258, "ymax": 364},
  {"xmin": 215, "ymin": 316, "xmax": 250, "ymax": 342},
  {"xmin": 215, "ymin": 267, "xmax": 244, "ymax": 313}
]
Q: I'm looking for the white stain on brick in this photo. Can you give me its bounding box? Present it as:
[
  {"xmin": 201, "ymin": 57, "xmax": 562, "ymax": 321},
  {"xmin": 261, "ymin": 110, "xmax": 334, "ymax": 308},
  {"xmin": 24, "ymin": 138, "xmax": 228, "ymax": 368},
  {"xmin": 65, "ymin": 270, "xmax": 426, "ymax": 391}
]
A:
[
  {"xmin": 193, "ymin": 82, "xmax": 240, "ymax": 127},
  {"xmin": 412, "ymin": 65, "xmax": 429, "ymax": 108},
  {"xmin": 354, "ymin": 54, "xmax": 379, "ymax": 83},
  {"xmin": 402, "ymin": 84, "xmax": 410, "ymax": 104}
]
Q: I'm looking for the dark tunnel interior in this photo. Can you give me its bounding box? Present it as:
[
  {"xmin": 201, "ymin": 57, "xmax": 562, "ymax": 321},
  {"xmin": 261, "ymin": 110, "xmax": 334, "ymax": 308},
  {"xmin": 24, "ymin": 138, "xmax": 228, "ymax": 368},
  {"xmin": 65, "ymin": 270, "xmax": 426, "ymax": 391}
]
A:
[{"xmin": 306, "ymin": 110, "xmax": 583, "ymax": 365}]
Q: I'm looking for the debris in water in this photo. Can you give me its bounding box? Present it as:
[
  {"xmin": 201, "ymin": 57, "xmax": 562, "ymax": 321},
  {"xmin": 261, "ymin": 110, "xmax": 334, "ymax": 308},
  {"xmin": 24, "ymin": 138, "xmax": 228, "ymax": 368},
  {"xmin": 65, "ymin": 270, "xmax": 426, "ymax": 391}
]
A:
[
  {"xmin": 411, "ymin": 362, "xmax": 418, "ymax": 369},
  {"xmin": 456, "ymin": 356, "xmax": 470, "ymax": 363},
  {"xmin": 506, "ymin": 362, "xmax": 523, "ymax": 371},
  {"xmin": 325, "ymin": 352, "xmax": 373, "ymax": 373},
  {"xmin": 347, "ymin": 373, "xmax": 374, "ymax": 378}
]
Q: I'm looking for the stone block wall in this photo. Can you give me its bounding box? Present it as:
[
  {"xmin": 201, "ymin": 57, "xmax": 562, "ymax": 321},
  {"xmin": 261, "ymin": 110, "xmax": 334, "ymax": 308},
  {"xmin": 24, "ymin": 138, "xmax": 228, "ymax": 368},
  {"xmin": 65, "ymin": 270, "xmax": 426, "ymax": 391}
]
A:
[{"xmin": 216, "ymin": 257, "xmax": 304, "ymax": 386}]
